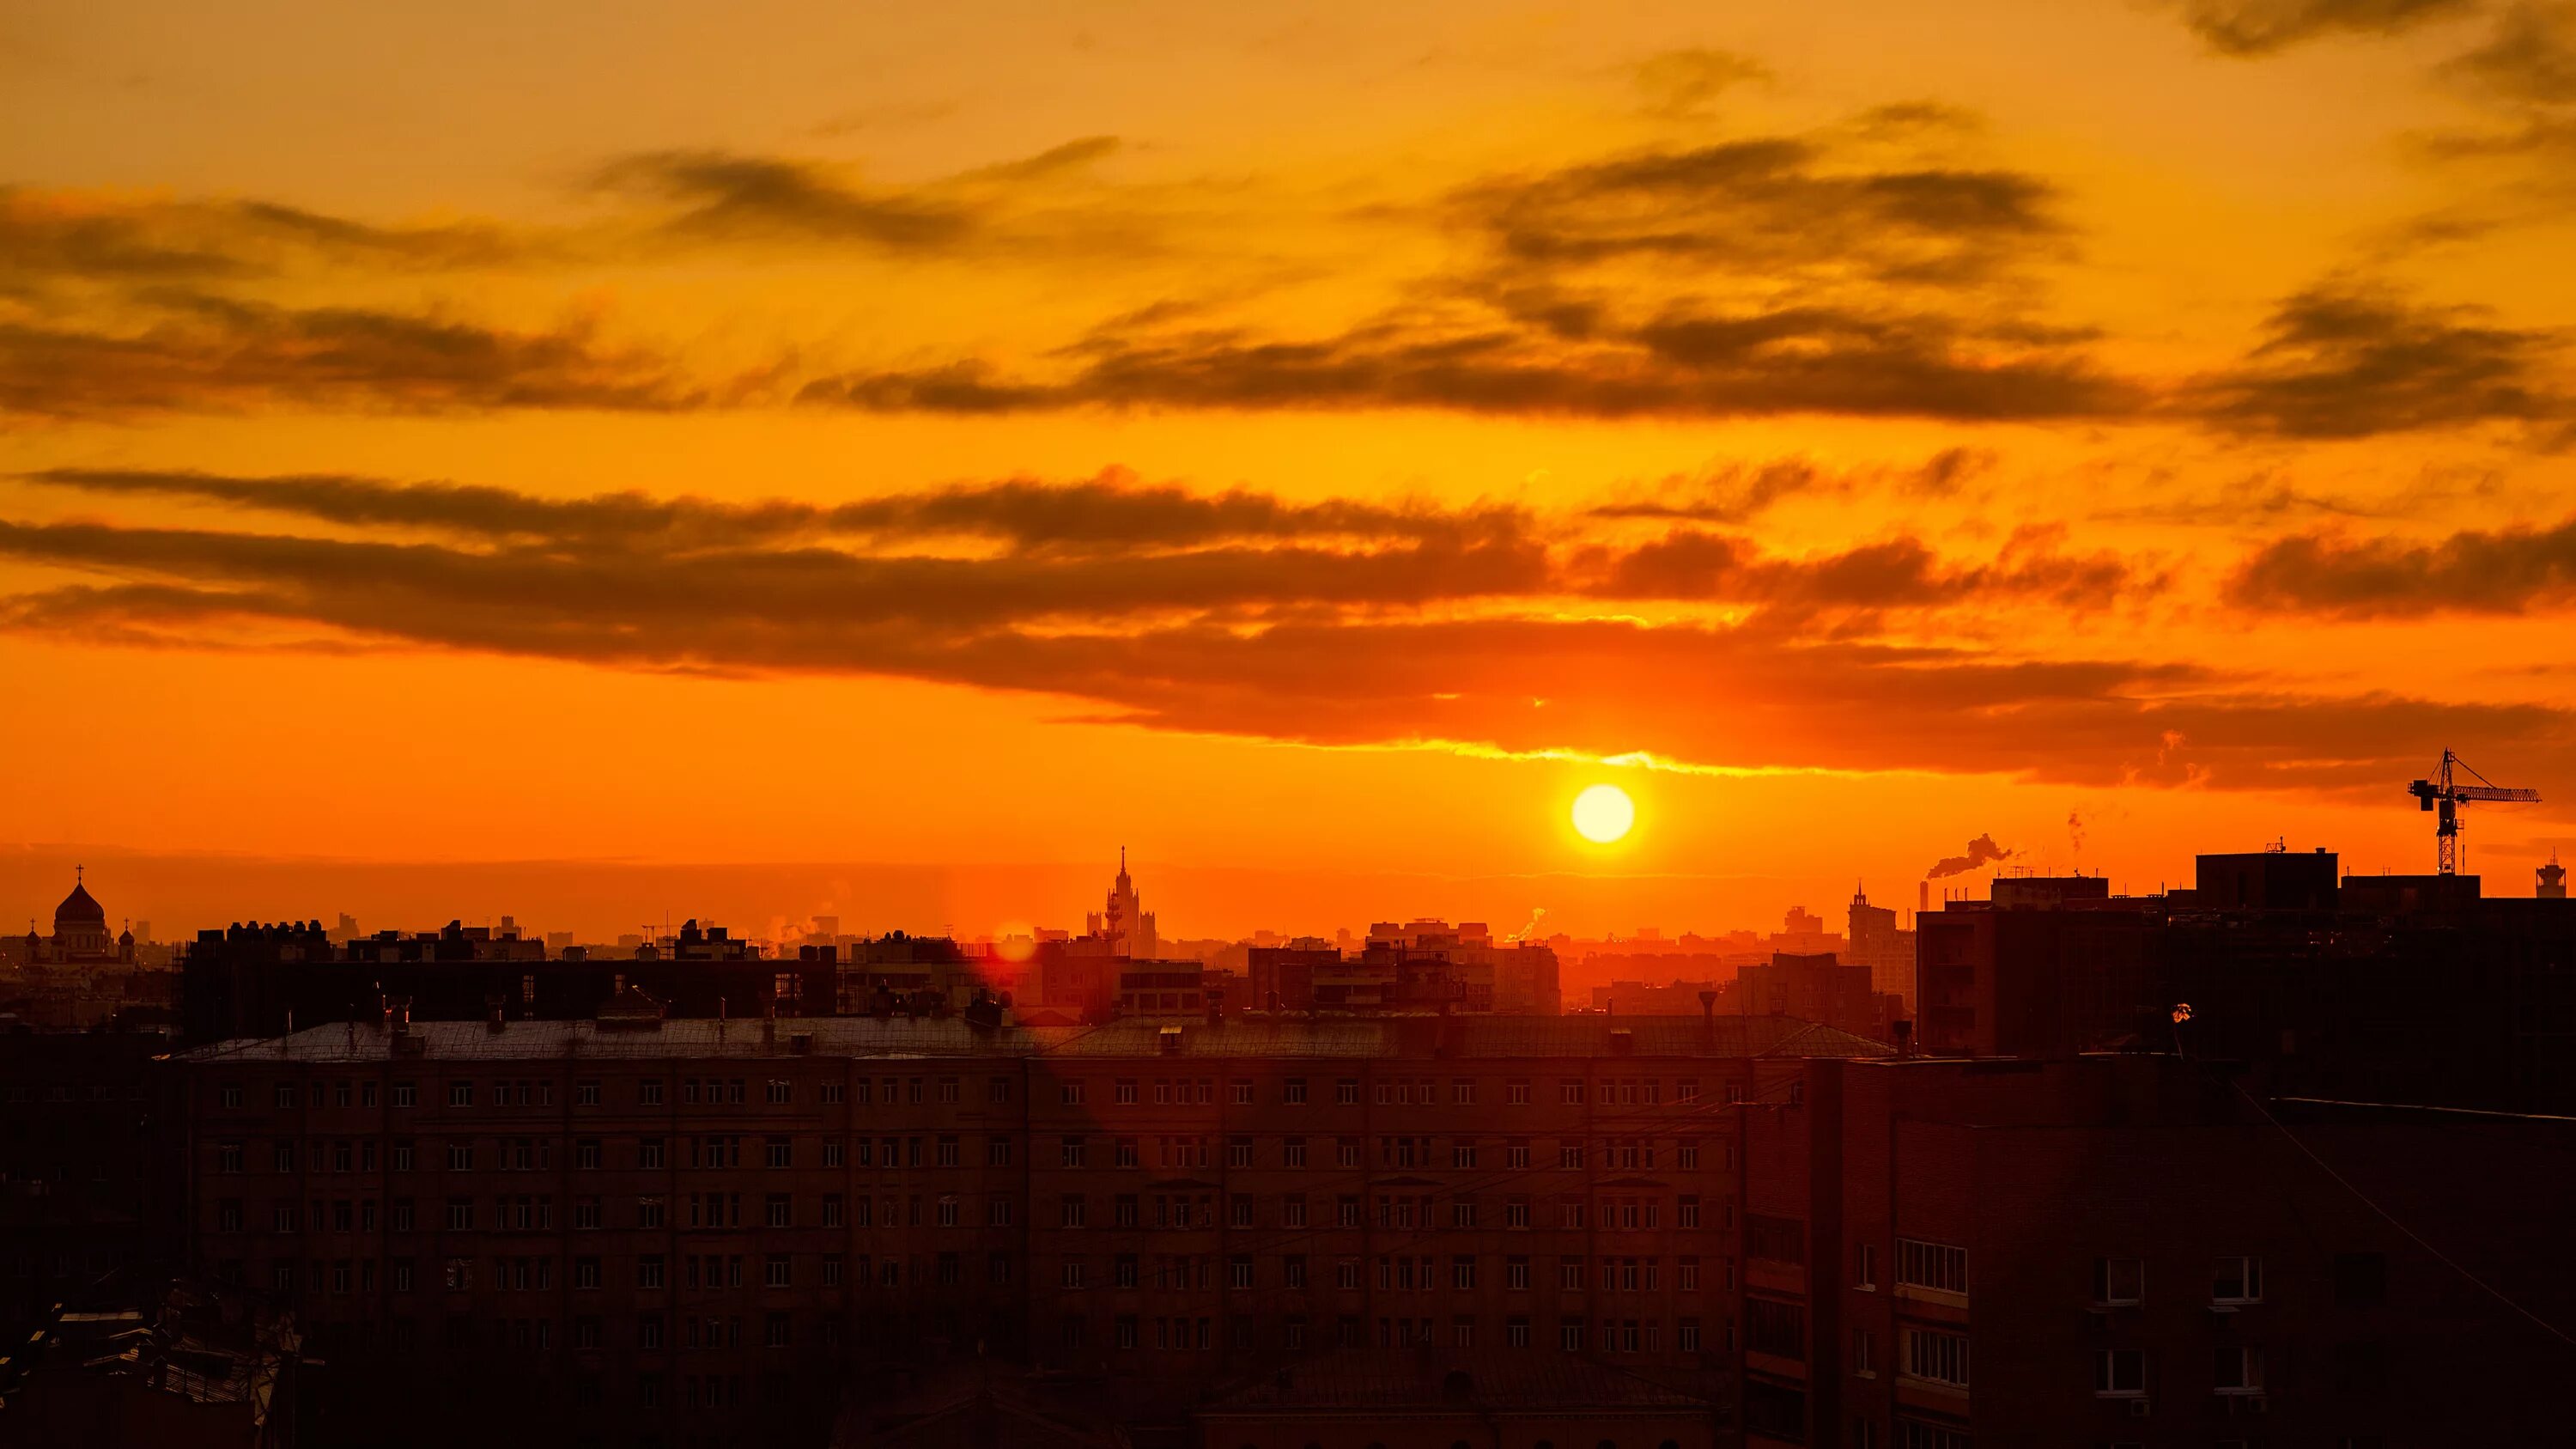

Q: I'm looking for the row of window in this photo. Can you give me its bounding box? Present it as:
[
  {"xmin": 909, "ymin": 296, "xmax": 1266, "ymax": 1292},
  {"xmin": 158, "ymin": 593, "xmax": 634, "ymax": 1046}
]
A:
[
  {"xmin": 1055, "ymin": 1191, "xmax": 1710, "ymax": 1232},
  {"xmin": 222, "ymin": 1180, "xmax": 1723, "ymax": 1236},
  {"xmin": 216, "ymin": 1072, "xmax": 1742, "ymax": 1114},
  {"xmin": 214, "ymin": 1133, "xmax": 1724, "ymax": 1176},
  {"xmin": 1062, "ymin": 1312, "xmax": 1712, "ymax": 1356}
]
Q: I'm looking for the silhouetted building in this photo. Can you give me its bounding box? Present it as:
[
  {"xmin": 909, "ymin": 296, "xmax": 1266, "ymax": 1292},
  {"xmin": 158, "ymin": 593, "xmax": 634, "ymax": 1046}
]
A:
[
  {"xmin": 1734, "ymin": 1053, "xmax": 2576, "ymax": 1446},
  {"xmin": 1589, "ymin": 980, "xmax": 1721, "ymax": 1016},
  {"xmin": 1844, "ymin": 886, "xmax": 1914, "ymax": 1012},
  {"xmin": 1248, "ymin": 923, "xmax": 1562, "ymax": 1015},
  {"xmin": 1084, "ymin": 851, "xmax": 1158, "ymax": 961},
  {"xmin": 0, "ymin": 1027, "xmax": 181, "ymax": 1349},
  {"xmin": 1737, "ymin": 953, "xmax": 1879, "ymax": 1040},
  {"xmin": 1915, "ymin": 893, "xmax": 2161, "ymax": 1061},
  {"xmin": 1194, "ymin": 1349, "xmax": 1720, "ymax": 1448},
  {"xmin": 1915, "ymin": 849, "xmax": 2576, "ymax": 1111},
  {"xmin": 179, "ymin": 918, "xmax": 835, "ymax": 1044},
  {"xmin": 168, "ymin": 1010, "xmax": 1890, "ymax": 1446}
]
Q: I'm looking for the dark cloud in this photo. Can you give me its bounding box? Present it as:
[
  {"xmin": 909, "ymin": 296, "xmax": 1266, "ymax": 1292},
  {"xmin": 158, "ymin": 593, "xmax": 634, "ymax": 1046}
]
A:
[
  {"xmin": 2439, "ymin": 2, "xmax": 2576, "ymax": 103},
  {"xmin": 1629, "ymin": 48, "xmax": 1771, "ymax": 117},
  {"xmin": 0, "ymin": 292, "xmax": 708, "ymax": 417},
  {"xmin": 795, "ymin": 119, "xmax": 2123, "ymax": 425},
  {"xmin": 0, "ymin": 187, "xmax": 528, "ymax": 283},
  {"xmin": 1589, "ymin": 449, "xmax": 1992, "ymax": 526},
  {"xmin": 2, "ymin": 470, "xmax": 2538, "ymax": 795},
  {"xmin": 2188, "ymin": 283, "xmax": 2569, "ymax": 439},
  {"xmin": 1585, "ymin": 526, "xmax": 2151, "ymax": 609},
  {"xmin": 799, "ymin": 302, "xmax": 2138, "ymax": 423},
  {"xmin": 1454, "ymin": 137, "xmax": 2063, "ymax": 287},
  {"xmin": 2229, "ymin": 514, "xmax": 2576, "ymax": 616},
  {"xmin": 0, "ymin": 533, "xmax": 2546, "ymax": 794},
  {"xmin": 19, "ymin": 466, "xmax": 1530, "ymax": 556},
  {"xmin": 2175, "ymin": 0, "xmax": 2483, "ymax": 56},
  {"xmin": 958, "ymin": 135, "xmax": 1124, "ymax": 182},
  {"xmin": 589, "ymin": 150, "xmax": 975, "ymax": 249}
]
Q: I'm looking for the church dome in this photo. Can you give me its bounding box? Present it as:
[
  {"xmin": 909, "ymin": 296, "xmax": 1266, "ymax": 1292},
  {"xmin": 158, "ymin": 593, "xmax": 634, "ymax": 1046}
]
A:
[{"xmin": 55, "ymin": 880, "xmax": 106, "ymax": 926}]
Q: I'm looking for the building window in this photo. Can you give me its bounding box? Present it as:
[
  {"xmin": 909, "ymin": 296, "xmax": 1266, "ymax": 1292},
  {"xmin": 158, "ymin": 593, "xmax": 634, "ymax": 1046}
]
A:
[
  {"xmin": 1336, "ymin": 1079, "xmax": 1360, "ymax": 1105},
  {"xmin": 1747, "ymin": 1297, "xmax": 1807, "ymax": 1360},
  {"xmin": 1062, "ymin": 1196, "xmax": 1086, "ymax": 1228},
  {"xmin": 2093, "ymin": 1348, "xmax": 2146, "ymax": 1396},
  {"xmin": 448, "ymin": 1082, "xmax": 472, "ymax": 1107},
  {"xmin": 1283, "ymin": 1078, "xmax": 1307, "ymax": 1105},
  {"xmin": 2215, "ymin": 1343, "xmax": 2265, "ymax": 1394},
  {"xmin": 1115, "ymin": 1079, "xmax": 1138, "ymax": 1105},
  {"xmin": 1895, "ymin": 1237, "xmax": 1967, "ymax": 1295},
  {"xmin": 1061, "ymin": 1136, "xmax": 1086, "ymax": 1168},
  {"xmin": 1558, "ymin": 1319, "xmax": 1584, "ymax": 1353},
  {"xmin": 637, "ymin": 1256, "xmax": 665, "ymax": 1289},
  {"xmin": 2213, "ymin": 1256, "xmax": 2263, "ymax": 1304},
  {"xmin": 1560, "ymin": 1081, "xmax": 1584, "ymax": 1105},
  {"xmin": 1678, "ymin": 1195, "xmax": 1700, "ymax": 1229},
  {"xmin": 1901, "ymin": 1327, "xmax": 1968, "ymax": 1387},
  {"xmin": 2093, "ymin": 1256, "xmax": 2144, "ymax": 1306},
  {"xmin": 1060, "ymin": 1082, "xmax": 1085, "ymax": 1105},
  {"xmin": 766, "ymin": 1255, "xmax": 791, "ymax": 1289},
  {"xmin": 1062, "ymin": 1261, "xmax": 1085, "ymax": 1290}
]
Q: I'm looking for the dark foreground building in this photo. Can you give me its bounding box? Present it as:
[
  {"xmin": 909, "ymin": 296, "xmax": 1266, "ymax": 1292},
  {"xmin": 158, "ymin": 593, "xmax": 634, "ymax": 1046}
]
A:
[
  {"xmin": 1735, "ymin": 1052, "xmax": 2576, "ymax": 1446},
  {"xmin": 170, "ymin": 1010, "xmax": 1890, "ymax": 1447},
  {"xmin": 1917, "ymin": 852, "xmax": 2576, "ymax": 1112}
]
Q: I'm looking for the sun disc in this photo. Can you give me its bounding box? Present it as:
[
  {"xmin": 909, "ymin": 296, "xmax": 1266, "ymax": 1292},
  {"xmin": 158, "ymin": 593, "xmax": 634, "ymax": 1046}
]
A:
[{"xmin": 1571, "ymin": 783, "xmax": 1634, "ymax": 843}]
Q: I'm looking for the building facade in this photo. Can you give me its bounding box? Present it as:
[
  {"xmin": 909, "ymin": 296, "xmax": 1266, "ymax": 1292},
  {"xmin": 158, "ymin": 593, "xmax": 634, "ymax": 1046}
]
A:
[
  {"xmin": 1734, "ymin": 1053, "xmax": 2576, "ymax": 1446},
  {"xmin": 172, "ymin": 1013, "xmax": 1890, "ymax": 1446}
]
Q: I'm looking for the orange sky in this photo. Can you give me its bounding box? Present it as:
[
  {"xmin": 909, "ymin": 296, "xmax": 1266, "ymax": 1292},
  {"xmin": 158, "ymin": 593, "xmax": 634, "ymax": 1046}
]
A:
[{"xmin": 6, "ymin": 0, "xmax": 2576, "ymax": 941}]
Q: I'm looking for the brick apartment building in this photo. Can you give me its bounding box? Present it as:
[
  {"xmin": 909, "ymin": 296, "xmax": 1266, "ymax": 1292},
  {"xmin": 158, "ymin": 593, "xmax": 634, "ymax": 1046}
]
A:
[
  {"xmin": 1916, "ymin": 853, "xmax": 2576, "ymax": 1112},
  {"xmin": 172, "ymin": 1010, "xmax": 1890, "ymax": 1446},
  {"xmin": 0, "ymin": 1027, "xmax": 179, "ymax": 1348},
  {"xmin": 1734, "ymin": 1053, "xmax": 2576, "ymax": 1447}
]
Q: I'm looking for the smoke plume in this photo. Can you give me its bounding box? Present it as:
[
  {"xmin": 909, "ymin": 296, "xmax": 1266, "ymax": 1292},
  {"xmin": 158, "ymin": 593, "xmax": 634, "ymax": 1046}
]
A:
[{"xmin": 1926, "ymin": 833, "xmax": 2015, "ymax": 880}]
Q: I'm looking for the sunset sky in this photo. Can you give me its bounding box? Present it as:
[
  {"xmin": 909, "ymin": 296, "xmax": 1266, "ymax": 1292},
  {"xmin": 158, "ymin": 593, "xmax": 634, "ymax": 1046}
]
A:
[{"xmin": 8, "ymin": 0, "xmax": 2576, "ymax": 941}]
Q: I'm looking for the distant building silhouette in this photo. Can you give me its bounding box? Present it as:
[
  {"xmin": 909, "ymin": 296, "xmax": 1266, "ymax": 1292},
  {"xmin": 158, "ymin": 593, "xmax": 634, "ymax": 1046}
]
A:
[
  {"xmin": 1084, "ymin": 849, "xmax": 1157, "ymax": 959},
  {"xmin": 1844, "ymin": 883, "xmax": 1914, "ymax": 1010}
]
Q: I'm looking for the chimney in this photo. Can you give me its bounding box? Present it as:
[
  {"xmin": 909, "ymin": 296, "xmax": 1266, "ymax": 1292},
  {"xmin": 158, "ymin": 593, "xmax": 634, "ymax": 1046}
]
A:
[{"xmin": 1698, "ymin": 989, "xmax": 1718, "ymax": 1046}]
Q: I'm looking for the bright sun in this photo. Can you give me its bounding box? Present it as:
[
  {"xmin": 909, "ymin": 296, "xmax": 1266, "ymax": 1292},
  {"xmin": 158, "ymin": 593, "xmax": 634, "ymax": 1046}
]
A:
[{"xmin": 1571, "ymin": 783, "xmax": 1635, "ymax": 843}]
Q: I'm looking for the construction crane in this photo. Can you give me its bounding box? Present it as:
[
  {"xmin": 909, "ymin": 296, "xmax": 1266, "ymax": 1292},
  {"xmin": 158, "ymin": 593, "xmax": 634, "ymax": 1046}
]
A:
[{"xmin": 2408, "ymin": 749, "xmax": 2540, "ymax": 875}]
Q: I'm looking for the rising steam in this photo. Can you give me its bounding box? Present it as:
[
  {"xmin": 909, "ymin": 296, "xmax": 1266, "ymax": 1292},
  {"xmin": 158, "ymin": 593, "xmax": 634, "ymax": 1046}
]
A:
[{"xmin": 1926, "ymin": 833, "xmax": 2015, "ymax": 880}]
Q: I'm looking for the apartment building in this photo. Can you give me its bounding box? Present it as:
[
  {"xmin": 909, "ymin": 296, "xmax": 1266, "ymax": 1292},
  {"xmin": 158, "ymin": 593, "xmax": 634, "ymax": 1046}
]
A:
[
  {"xmin": 173, "ymin": 1011, "xmax": 1890, "ymax": 1446},
  {"xmin": 1735, "ymin": 1053, "xmax": 2576, "ymax": 1447}
]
